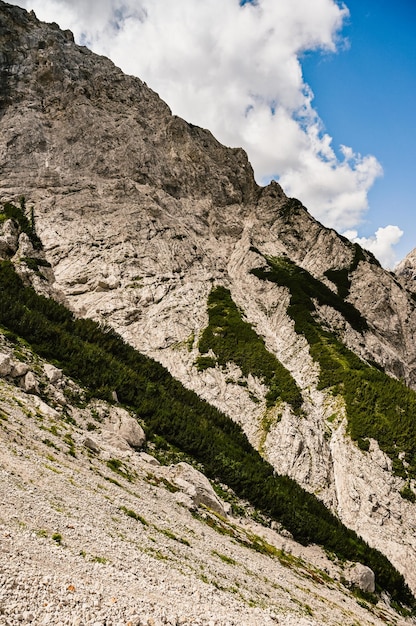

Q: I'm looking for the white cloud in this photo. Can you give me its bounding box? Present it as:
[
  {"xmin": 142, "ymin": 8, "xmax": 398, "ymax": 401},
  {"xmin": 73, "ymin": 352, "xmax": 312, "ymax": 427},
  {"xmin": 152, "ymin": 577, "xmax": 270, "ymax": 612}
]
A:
[
  {"xmin": 11, "ymin": 0, "xmax": 401, "ymax": 265},
  {"xmin": 343, "ymin": 225, "xmax": 404, "ymax": 269},
  {"xmin": 279, "ymin": 141, "xmax": 383, "ymax": 231}
]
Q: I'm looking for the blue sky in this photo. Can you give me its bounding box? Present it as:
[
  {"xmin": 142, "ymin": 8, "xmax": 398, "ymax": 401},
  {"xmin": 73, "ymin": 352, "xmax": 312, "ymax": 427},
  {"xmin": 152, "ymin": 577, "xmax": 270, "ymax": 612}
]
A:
[
  {"xmin": 301, "ymin": 0, "xmax": 416, "ymax": 262},
  {"xmin": 10, "ymin": 0, "xmax": 416, "ymax": 266}
]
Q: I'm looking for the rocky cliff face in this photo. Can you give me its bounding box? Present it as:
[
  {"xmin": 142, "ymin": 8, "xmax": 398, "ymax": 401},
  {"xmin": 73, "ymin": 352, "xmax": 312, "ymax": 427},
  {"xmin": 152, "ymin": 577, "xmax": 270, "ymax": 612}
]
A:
[
  {"xmin": 1, "ymin": 0, "xmax": 416, "ymax": 601},
  {"xmin": 396, "ymin": 248, "xmax": 416, "ymax": 292}
]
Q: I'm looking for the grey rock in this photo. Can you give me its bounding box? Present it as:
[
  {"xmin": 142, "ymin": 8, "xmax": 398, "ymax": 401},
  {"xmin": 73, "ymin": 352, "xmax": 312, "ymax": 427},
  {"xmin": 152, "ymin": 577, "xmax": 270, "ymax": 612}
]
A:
[
  {"xmin": 396, "ymin": 248, "xmax": 416, "ymax": 290},
  {"xmin": 105, "ymin": 408, "xmax": 146, "ymax": 450},
  {"xmin": 95, "ymin": 277, "xmax": 119, "ymax": 291},
  {"xmin": 14, "ymin": 232, "xmax": 36, "ymax": 259},
  {"xmin": 138, "ymin": 452, "xmax": 160, "ymax": 466},
  {"xmin": 173, "ymin": 491, "xmax": 196, "ymax": 511},
  {"xmin": 347, "ymin": 563, "xmax": 376, "ymax": 594},
  {"xmin": 100, "ymin": 431, "xmax": 131, "ymax": 453},
  {"xmin": 20, "ymin": 371, "xmax": 39, "ymax": 394},
  {"xmin": 32, "ymin": 396, "xmax": 59, "ymax": 420},
  {"xmin": 0, "ymin": 352, "xmax": 12, "ymax": 377},
  {"xmin": 223, "ymin": 501, "xmax": 232, "ymax": 516},
  {"xmin": 43, "ymin": 363, "xmax": 63, "ymax": 383},
  {"xmin": 11, "ymin": 362, "xmax": 30, "ymax": 378},
  {"xmin": 170, "ymin": 462, "xmax": 226, "ymax": 517},
  {"xmin": 84, "ymin": 437, "xmax": 101, "ymax": 454},
  {"xmin": 0, "ymin": 219, "xmax": 19, "ymax": 258}
]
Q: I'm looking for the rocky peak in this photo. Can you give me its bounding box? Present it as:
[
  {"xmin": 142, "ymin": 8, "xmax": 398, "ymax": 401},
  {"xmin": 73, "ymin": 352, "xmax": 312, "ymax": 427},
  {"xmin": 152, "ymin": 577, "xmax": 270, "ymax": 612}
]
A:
[
  {"xmin": 396, "ymin": 247, "xmax": 416, "ymax": 291},
  {"xmin": 0, "ymin": 0, "xmax": 257, "ymax": 208}
]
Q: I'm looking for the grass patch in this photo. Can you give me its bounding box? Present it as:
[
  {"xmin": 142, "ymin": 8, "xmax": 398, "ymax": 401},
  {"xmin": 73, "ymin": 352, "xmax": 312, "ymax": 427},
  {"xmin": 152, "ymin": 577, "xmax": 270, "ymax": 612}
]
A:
[
  {"xmin": 63, "ymin": 433, "xmax": 76, "ymax": 458},
  {"xmin": 42, "ymin": 438, "xmax": 60, "ymax": 451},
  {"xmin": 258, "ymin": 408, "xmax": 281, "ymax": 455},
  {"xmin": 159, "ymin": 528, "xmax": 190, "ymax": 546},
  {"xmin": 119, "ymin": 505, "xmax": 148, "ymax": 525},
  {"xmin": 212, "ymin": 550, "xmax": 237, "ymax": 566},
  {"xmin": 44, "ymin": 463, "xmax": 62, "ymax": 474},
  {"xmin": 192, "ymin": 510, "xmax": 236, "ymax": 538},
  {"xmin": 103, "ymin": 475, "xmax": 122, "ymax": 487},
  {"xmin": 399, "ymin": 485, "xmax": 416, "ymax": 503},
  {"xmin": 106, "ymin": 458, "xmax": 134, "ymax": 482},
  {"xmin": 92, "ymin": 555, "xmax": 108, "ymax": 564}
]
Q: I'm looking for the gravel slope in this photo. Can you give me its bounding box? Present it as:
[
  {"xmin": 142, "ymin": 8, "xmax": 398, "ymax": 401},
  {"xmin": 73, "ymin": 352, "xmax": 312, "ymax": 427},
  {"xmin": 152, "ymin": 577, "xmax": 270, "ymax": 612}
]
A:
[{"xmin": 0, "ymin": 336, "xmax": 414, "ymax": 626}]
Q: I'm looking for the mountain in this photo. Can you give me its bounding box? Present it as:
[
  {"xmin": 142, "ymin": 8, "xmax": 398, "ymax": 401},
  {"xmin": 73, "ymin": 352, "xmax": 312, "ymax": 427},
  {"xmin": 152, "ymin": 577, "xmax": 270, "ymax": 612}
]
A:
[{"xmin": 1, "ymin": 1, "xmax": 416, "ymax": 622}]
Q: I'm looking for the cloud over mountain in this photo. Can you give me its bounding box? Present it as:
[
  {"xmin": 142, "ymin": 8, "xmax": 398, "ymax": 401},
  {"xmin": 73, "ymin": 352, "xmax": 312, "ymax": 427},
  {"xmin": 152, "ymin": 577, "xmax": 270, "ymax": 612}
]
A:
[
  {"xmin": 13, "ymin": 0, "xmax": 401, "ymax": 264},
  {"xmin": 344, "ymin": 225, "xmax": 404, "ymax": 269}
]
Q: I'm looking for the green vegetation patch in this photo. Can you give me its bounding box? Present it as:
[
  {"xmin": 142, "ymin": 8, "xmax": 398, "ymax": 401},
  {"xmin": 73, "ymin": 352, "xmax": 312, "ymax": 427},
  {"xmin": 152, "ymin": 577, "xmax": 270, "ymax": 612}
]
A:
[
  {"xmin": 251, "ymin": 256, "xmax": 416, "ymax": 480},
  {"xmin": 22, "ymin": 257, "xmax": 51, "ymax": 275},
  {"xmin": 197, "ymin": 286, "xmax": 302, "ymax": 412},
  {"xmin": 106, "ymin": 458, "xmax": 134, "ymax": 482},
  {"xmin": 324, "ymin": 244, "xmax": 367, "ymax": 299},
  {"xmin": 159, "ymin": 528, "xmax": 190, "ymax": 546},
  {"xmin": 252, "ymin": 255, "xmax": 367, "ymax": 334},
  {"xmin": 119, "ymin": 505, "xmax": 148, "ymax": 525},
  {"xmin": 212, "ymin": 550, "xmax": 237, "ymax": 566},
  {"xmin": 52, "ymin": 532, "xmax": 62, "ymax": 545},
  {"xmin": 399, "ymin": 485, "xmax": 416, "ymax": 503}
]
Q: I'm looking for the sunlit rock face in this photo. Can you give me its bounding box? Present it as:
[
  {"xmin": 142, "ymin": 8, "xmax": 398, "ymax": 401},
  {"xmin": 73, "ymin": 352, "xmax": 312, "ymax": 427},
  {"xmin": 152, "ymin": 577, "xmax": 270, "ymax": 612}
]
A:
[{"xmin": 1, "ymin": 0, "xmax": 416, "ymax": 595}]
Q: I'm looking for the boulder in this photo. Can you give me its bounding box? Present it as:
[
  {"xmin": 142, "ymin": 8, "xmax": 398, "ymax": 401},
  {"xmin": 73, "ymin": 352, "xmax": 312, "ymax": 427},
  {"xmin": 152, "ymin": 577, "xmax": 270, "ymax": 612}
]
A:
[
  {"xmin": 105, "ymin": 408, "xmax": 146, "ymax": 450},
  {"xmin": 223, "ymin": 502, "xmax": 232, "ymax": 516},
  {"xmin": 14, "ymin": 232, "xmax": 36, "ymax": 258},
  {"xmin": 347, "ymin": 563, "xmax": 375, "ymax": 593},
  {"xmin": 138, "ymin": 452, "xmax": 161, "ymax": 466},
  {"xmin": 174, "ymin": 491, "xmax": 196, "ymax": 511},
  {"xmin": 101, "ymin": 431, "xmax": 131, "ymax": 452},
  {"xmin": 20, "ymin": 371, "xmax": 39, "ymax": 394},
  {"xmin": 84, "ymin": 437, "xmax": 101, "ymax": 454},
  {"xmin": 32, "ymin": 396, "xmax": 59, "ymax": 420},
  {"xmin": 169, "ymin": 462, "xmax": 226, "ymax": 517},
  {"xmin": 43, "ymin": 363, "xmax": 63, "ymax": 384},
  {"xmin": 0, "ymin": 353, "xmax": 12, "ymax": 377},
  {"xmin": 11, "ymin": 362, "xmax": 30, "ymax": 378},
  {"xmin": 95, "ymin": 276, "xmax": 119, "ymax": 291}
]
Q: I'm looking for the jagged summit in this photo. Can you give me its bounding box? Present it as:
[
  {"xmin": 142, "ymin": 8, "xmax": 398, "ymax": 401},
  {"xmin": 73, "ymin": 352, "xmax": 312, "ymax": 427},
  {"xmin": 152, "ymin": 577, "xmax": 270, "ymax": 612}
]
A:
[
  {"xmin": 0, "ymin": 0, "xmax": 257, "ymax": 207},
  {"xmin": 1, "ymin": 2, "xmax": 416, "ymax": 620}
]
